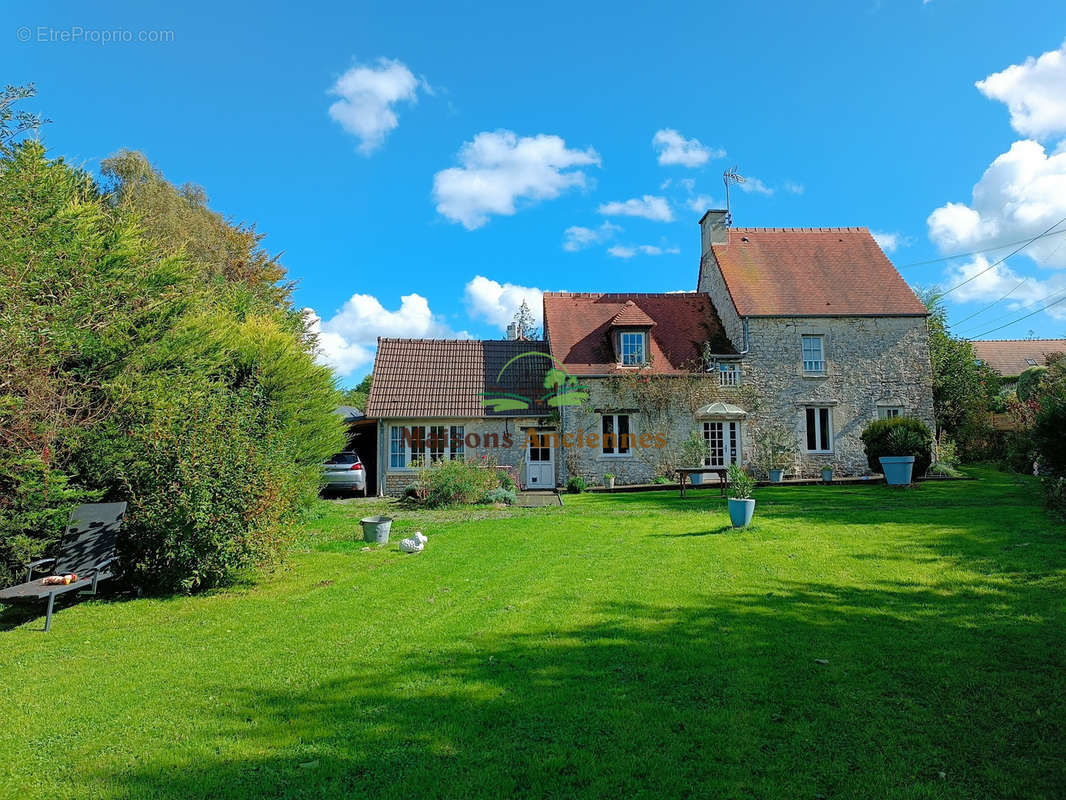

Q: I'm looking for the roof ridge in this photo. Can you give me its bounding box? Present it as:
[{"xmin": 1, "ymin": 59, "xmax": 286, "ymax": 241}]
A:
[
  {"xmin": 974, "ymin": 338, "xmax": 1066, "ymax": 343},
  {"xmin": 727, "ymin": 226, "xmax": 871, "ymax": 233},
  {"xmin": 543, "ymin": 291, "xmax": 707, "ymax": 298}
]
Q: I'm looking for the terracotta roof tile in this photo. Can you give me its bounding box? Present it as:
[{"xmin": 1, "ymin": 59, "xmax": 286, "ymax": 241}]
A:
[
  {"xmin": 543, "ymin": 292, "xmax": 734, "ymax": 375},
  {"xmin": 709, "ymin": 227, "xmax": 927, "ymax": 317},
  {"xmin": 971, "ymin": 339, "xmax": 1066, "ymax": 377},
  {"xmin": 366, "ymin": 338, "xmax": 550, "ymax": 418},
  {"xmin": 610, "ymin": 300, "xmax": 656, "ymax": 327}
]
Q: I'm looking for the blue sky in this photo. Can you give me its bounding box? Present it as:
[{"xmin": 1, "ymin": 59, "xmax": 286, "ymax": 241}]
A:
[{"xmin": 6, "ymin": 0, "xmax": 1066, "ymax": 385}]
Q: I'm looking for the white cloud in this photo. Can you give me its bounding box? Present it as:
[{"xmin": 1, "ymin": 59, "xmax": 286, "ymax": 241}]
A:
[
  {"xmin": 687, "ymin": 193, "xmax": 716, "ymax": 213},
  {"xmin": 464, "ymin": 276, "xmax": 546, "ymax": 329},
  {"xmin": 871, "ymin": 231, "xmax": 912, "ymax": 253},
  {"xmin": 784, "ymin": 180, "xmax": 805, "ymax": 195},
  {"xmin": 328, "ymin": 58, "xmax": 423, "ymax": 154},
  {"xmin": 976, "ymin": 38, "xmax": 1066, "ymax": 139},
  {"xmin": 433, "ymin": 130, "xmax": 600, "ymax": 229},
  {"xmin": 598, "ymin": 194, "xmax": 674, "ymax": 222},
  {"xmin": 926, "ymin": 40, "xmax": 1066, "ymax": 327},
  {"xmin": 653, "ymin": 128, "xmax": 725, "ymax": 168},
  {"xmin": 927, "ymin": 140, "xmax": 1066, "ymax": 269},
  {"xmin": 607, "ymin": 243, "xmax": 680, "ymax": 258},
  {"xmin": 562, "ymin": 221, "xmax": 621, "ymax": 252},
  {"xmin": 305, "ymin": 292, "xmax": 466, "ymax": 377},
  {"xmin": 738, "ymin": 177, "xmax": 774, "ymax": 195}
]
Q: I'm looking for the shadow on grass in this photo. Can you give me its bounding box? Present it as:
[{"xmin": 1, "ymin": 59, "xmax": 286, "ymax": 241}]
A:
[
  {"xmin": 95, "ymin": 567, "xmax": 1066, "ymax": 798},
  {"xmin": 650, "ymin": 524, "xmax": 735, "ymax": 537}
]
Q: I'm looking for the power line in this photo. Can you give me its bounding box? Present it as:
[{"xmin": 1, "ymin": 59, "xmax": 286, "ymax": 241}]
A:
[
  {"xmin": 966, "ymin": 292, "xmax": 1066, "ymax": 339},
  {"xmin": 936, "ymin": 217, "xmax": 1066, "ymax": 299},
  {"xmin": 949, "ymin": 233, "xmax": 1066, "ymax": 329},
  {"xmin": 896, "ymin": 227, "xmax": 1066, "ymax": 270},
  {"xmin": 951, "ymin": 277, "xmax": 1028, "ymax": 327},
  {"xmin": 955, "ymin": 284, "xmax": 1066, "ymax": 336}
]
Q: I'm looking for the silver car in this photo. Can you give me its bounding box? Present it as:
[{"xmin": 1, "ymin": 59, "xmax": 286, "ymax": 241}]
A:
[{"xmin": 322, "ymin": 451, "xmax": 367, "ymax": 495}]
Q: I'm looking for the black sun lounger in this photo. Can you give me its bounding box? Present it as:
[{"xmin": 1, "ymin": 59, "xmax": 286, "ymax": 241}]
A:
[{"xmin": 0, "ymin": 502, "xmax": 127, "ymax": 632}]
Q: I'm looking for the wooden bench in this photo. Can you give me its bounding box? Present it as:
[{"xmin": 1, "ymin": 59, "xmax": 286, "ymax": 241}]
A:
[{"xmin": 676, "ymin": 467, "xmax": 729, "ymax": 498}]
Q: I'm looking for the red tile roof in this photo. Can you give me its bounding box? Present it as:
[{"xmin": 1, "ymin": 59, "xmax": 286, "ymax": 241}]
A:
[
  {"xmin": 971, "ymin": 339, "xmax": 1066, "ymax": 377},
  {"xmin": 366, "ymin": 338, "xmax": 551, "ymax": 418},
  {"xmin": 543, "ymin": 292, "xmax": 734, "ymax": 375},
  {"xmin": 708, "ymin": 227, "xmax": 927, "ymax": 317},
  {"xmin": 610, "ymin": 300, "xmax": 656, "ymax": 327}
]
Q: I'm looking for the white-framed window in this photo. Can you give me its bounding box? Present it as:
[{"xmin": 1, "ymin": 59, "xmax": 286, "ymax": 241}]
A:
[
  {"xmin": 450, "ymin": 425, "xmax": 465, "ymax": 459},
  {"xmin": 703, "ymin": 421, "xmax": 741, "ymax": 467},
  {"xmin": 878, "ymin": 407, "xmax": 902, "ymax": 420},
  {"xmin": 389, "ymin": 426, "xmax": 406, "ymax": 469},
  {"xmin": 718, "ymin": 363, "xmax": 740, "ymax": 387},
  {"xmin": 1026, "ymin": 358, "xmax": 1038, "ymax": 367},
  {"xmin": 389, "ymin": 424, "xmax": 465, "ymax": 469},
  {"xmin": 601, "ymin": 413, "xmax": 632, "ymax": 456},
  {"xmin": 804, "ymin": 407, "xmax": 832, "ymax": 453},
  {"xmin": 801, "ymin": 335, "xmax": 825, "ymax": 374},
  {"xmin": 620, "ymin": 332, "xmax": 646, "ymax": 366}
]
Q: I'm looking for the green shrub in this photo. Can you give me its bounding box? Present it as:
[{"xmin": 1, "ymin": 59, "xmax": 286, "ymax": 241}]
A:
[
  {"xmin": 497, "ymin": 471, "xmax": 516, "ymax": 491},
  {"xmin": 1034, "ymin": 394, "xmax": 1066, "ymax": 475},
  {"xmin": 402, "ymin": 483, "xmax": 425, "ymax": 501},
  {"xmin": 418, "ymin": 459, "xmax": 499, "ymax": 507},
  {"xmin": 1016, "ymin": 366, "xmax": 1048, "ymax": 401},
  {"xmin": 566, "ymin": 475, "xmax": 586, "ymax": 494},
  {"xmin": 653, "ymin": 476, "xmax": 672, "ymax": 485},
  {"xmin": 483, "ymin": 487, "xmax": 517, "ymax": 505},
  {"xmin": 727, "ymin": 464, "xmax": 755, "ymax": 500},
  {"xmin": 860, "ymin": 417, "xmax": 934, "ymax": 477}
]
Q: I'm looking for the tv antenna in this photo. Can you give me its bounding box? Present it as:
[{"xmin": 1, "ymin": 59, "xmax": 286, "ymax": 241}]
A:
[{"xmin": 723, "ymin": 167, "xmax": 746, "ymax": 227}]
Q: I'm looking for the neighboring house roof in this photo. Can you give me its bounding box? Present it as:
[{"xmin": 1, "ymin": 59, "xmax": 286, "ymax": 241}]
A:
[
  {"xmin": 333, "ymin": 405, "xmax": 365, "ymax": 423},
  {"xmin": 708, "ymin": 227, "xmax": 928, "ymax": 317},
  {"xmin": 543, "ymin": 292, "xmax": 734, "ymax": 375},
  {"xmin": 971, "ymin": 339, "xmax": 1066, "ymax": 378},
  {"xmin": 366, "ymin": 338, "xmax": 551, "ymax": 418}
]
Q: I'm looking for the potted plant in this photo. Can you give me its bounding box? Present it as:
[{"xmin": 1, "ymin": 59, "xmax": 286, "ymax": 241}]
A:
[
  {"xmin": 681, "ymin": 429, "xmax": 707, "ymax": 485},
  {"xmin": 727, "ymin": 463, "xmax": 756, "ymax": 528},
  {"xmin": 753, "ymin": 422, "xmax": 796, "ymax": 483},
  {"xmin": 603, "ymin": 472, "xmax": 616, "ymax": 490},
  {"xmin": 878, "ymin": 428, "xmax": 926, "ymax": 485},
  {"xmin": 821, "ymin": 465, "xmax": 834, "ymax": 483},
  {"xmin": 861, "ymin": 417, "xmax": 934, "ymax": 487}
]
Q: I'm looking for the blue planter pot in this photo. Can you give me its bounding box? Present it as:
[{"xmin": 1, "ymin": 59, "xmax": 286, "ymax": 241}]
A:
[
  {"xmin": 769, "ymin": 469, "xmax": 784, "ymax": 483},
  {"xmin": 728, "ymin": 498, "xmax": 755, "ymax": 528},
  {"xmin": 690, "ymin": 473, "xmax": 703, "ymax": 485},
  {"xmin": 879, "ymin": 456, "xmax": 915, "ymax": 486}
]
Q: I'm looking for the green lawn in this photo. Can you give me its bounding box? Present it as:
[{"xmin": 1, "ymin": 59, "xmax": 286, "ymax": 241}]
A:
[{"xmin": 2, "ymin": 468, "xmax": 1064, "ymax": 799}]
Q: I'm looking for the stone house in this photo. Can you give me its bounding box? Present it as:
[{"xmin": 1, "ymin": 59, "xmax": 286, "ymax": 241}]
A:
[{"xmin": 366, "ymin": 211, "xmax": 934, "ymax": 493}]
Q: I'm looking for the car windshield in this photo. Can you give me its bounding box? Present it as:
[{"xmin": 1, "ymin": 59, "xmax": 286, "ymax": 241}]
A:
[{"xmin": 328, "ymin": 453, "xmax": 359, "ymax": 465}]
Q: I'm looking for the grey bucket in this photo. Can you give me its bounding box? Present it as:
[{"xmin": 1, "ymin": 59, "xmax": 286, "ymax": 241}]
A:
[{"xmin": 360, "ymin": 516, "xmax": 393, "ymax": 544}]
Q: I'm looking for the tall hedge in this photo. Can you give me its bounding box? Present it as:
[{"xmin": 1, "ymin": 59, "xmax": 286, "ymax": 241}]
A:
[{"xmin": 0, "ymin": 139, "xmax": 346, "ymax": 591}]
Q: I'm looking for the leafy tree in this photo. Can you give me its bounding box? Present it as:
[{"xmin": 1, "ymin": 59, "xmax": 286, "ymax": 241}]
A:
[
  {"xmin": 922, "ymin": 292, "xmax": 1000, "ymax": 441},
  {"xmin": 0, "ymin": 127, "xmax": 345, "ymax": 590},
  {"xmin": 341, "ymin": 373, "xmax": 373, "ymax": 410},
  {"xmin": 1017, "ymin": 365, "xmax": 1049, "ymax": 401},
  {"xmin": 512, "ymin": 300, "xmax": 539, "ymax": 340},
  {"xmin": 0, "ymin": 84, "xmax": 49, "ymax": 157}
]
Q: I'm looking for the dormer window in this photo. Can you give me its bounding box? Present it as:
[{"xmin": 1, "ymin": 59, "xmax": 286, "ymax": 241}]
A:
[{"xmin": 620, "ymin": 331, "xmax": 646, "ymax": 365}]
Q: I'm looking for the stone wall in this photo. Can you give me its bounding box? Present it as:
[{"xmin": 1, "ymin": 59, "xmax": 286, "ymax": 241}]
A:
[
  {"xmin": 740, "ymin": 316, "xmax": 935, "ymax": 477},
  {"xmin": 558, "ymin": 376, "xmax": 745, "ymax": 487}
]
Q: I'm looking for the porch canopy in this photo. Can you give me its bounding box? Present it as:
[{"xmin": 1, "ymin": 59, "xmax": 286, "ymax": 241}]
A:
[{"xmin": 696, "ymin": 402, "xmax": 747, "ymax": 420}]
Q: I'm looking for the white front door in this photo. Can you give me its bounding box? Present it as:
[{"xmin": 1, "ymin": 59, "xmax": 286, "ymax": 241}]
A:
[
  {"xmin": 524, "ymin": 431, "xmax": 555, "ymax": 489},
  {"xmin": 704, "ymin": 421, "xmax": 741, "ymax": 467}
]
